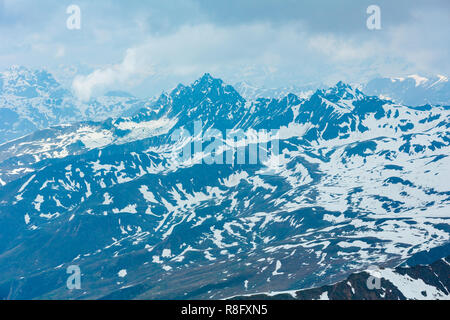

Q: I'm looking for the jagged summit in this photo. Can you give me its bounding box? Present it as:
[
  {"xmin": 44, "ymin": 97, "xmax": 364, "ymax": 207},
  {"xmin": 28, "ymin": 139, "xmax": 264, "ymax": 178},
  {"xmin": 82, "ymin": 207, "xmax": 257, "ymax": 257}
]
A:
[
  {"xmin": 327, "ymin": 81, "xmax": 360, "ymax": 94},
  {"xmin": 199, "ymin": 72, "xmax": 215, "ymax": 82},
  {"xmin": 191, "ymin": 72, "xmax": 226, "ymax": 91},
  {"xmin": 313, "ymin": 81, "xmax": 365, "ymax": 103},
  {"xmin": 162, "ymin": 73, "xmax": 244, "ymax": 106},
  {"xmin": 335, "ymin": 80, "xmax": 352, "ymax": 89}
]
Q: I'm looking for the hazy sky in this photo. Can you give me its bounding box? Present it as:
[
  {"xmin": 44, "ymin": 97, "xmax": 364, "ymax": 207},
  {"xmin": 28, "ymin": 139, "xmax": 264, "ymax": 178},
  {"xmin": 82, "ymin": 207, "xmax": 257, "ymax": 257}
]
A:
[{"xmin": 0, "ymin": 0, "xmax": 449, "ymax": 98}]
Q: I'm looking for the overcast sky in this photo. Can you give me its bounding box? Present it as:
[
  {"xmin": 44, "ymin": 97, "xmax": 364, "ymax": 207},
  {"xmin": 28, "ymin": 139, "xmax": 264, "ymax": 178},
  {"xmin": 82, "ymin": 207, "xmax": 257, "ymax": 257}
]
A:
[{"xmin": 0, "ymin": 0, "xmax": 449, "ymax": 99}]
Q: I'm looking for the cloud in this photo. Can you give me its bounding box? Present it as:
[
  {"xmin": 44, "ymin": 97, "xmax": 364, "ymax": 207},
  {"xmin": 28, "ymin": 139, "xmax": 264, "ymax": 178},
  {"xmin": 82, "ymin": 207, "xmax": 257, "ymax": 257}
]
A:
[
  {"xmin": 71, "ymin": 22, "xmax": 313, "ymax": 98},
  {"xmin": 54, "ymin": 1, "xmax": 449, "ymax": 98},
  {"xmin": 72, "ymin": 15, "xmax": 449, "ymax": 98},
  {"xmin": 385, "ymin": 8, "xmax": 450, "ymax": 75},
  {"xmin": 72, "ymin": 48, "xmax": 154, "ymax": 101}
]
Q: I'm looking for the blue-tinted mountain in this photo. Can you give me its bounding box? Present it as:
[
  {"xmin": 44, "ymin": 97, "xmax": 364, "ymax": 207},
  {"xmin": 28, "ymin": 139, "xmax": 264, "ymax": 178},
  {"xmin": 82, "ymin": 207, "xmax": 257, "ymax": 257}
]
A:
[
  {"xmin": 0, "ymin": 66, "xmax": 153, "ymax": 144},
  {"xmin": 363, "ymin": 74, "xmax": 450, "ymax": 106},
  {"xmin": 0, "ymin": 74, "xmax": 448, "ymax": 299},
  {"xmin": 234, "ymin": 81, "xmax": 319, "ymax": 100}
]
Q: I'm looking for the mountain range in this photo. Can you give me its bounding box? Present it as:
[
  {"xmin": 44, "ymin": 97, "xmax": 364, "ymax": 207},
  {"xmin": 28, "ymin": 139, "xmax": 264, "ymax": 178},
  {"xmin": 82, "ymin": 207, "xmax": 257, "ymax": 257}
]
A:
[
  {"xmin": 362, "ymin": 74, "xmax": 450, "ymax": 106},
  {"xmin": 0, "ymin": 66, "xmax": 154, "ymax": 144},
  {"xmin": 0, "ymin": 70, "xmax": 448, "ymax": 300},
  {"xmin": 234, "ymin": 74, "xmax": 450, "ymax": 107},
  {"xmin": 233, "ymin": 81, "xmax": 318, "ymax": 100},
  {"xmin": 1, "ymin": 66, "xmax": 448, "ymax": 145}
]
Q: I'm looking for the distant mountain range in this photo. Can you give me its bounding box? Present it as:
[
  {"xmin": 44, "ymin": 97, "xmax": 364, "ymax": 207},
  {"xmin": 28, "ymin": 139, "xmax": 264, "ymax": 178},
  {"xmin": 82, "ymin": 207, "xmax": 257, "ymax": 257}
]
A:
[
  {"xmin": 233, "ymin": 81, "xmax": 319, "ymax": 100},
  {"xmin": 0, "ymin": 72, "xmax": 448, "ymax": 299},
  {"xmin": 362, "ymin": 74, "xmax": 450, "ymax": 106},
  {"xmin": 234, "ymin": 74, "xmax": 450, "ymax": 108},
  {"xmin": 0, "ymin": 66, "xmax": 154, "ymax": 144},
  {"xmin": 1, "ymin": 66, "xmax": 448, "ymax": 145}
]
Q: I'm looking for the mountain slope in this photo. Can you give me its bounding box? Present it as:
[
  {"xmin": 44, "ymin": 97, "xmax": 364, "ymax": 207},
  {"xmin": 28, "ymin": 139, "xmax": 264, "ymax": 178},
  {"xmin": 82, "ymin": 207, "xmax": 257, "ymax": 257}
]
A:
[
  {"xmin": 0, "ymin": 74, "xmax": 448, "ymax": 300},
  {"xmin": 0, "ymin": 66, "xmax": 154, "ymax": 144},
  {"xmin": 232, "ymin": 255, "xmax": 450, "ymax": 300},
  {"xmin": 363, "ymin": 74, "xmax": 450, "ymax": 106}
]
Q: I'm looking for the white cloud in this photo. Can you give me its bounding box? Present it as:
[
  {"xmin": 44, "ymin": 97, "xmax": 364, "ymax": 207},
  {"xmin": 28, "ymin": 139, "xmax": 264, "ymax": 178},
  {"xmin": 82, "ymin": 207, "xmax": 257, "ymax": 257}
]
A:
[
  {"xmin": 71, "ymin": 22, "xmax": 315, "ymax": 98},
  {"xmin": 55, "ymin": 45, "xmax": 65, "ymax": 58},
  {"xmin": 71, "ymin": 13, "xmax": 449, "ymax": 99},
  {"xmin": 1, "ymin": 1, "xmax": 448, "ymax": 96},
  {"xmin": 72, "ymin": 48, "xmax": 154, "ymax": 101}
]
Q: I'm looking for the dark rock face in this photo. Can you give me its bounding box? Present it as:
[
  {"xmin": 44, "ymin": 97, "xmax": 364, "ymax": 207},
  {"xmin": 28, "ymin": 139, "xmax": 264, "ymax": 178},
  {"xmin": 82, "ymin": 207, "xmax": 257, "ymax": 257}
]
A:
[{"xmin": 233, "ymin": 256, "xmax": 450, "ymax": 300}]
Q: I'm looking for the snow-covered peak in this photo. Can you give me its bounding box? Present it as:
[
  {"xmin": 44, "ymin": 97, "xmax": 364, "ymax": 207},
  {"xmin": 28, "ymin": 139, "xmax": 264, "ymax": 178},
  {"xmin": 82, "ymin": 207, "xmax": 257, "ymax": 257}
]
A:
[
  {"xmin": 189, "ymin": 73, "xmax": 230, "ymax": 94},
  {"xmin": 169, "ymin": 73, "xmax": 243, "ymax": 103},
  {"xmin": 193, "ymin": 73, "xmax": 219, "ymax": 87},
  {"xmin": 407, "ymin": 74, "xmax": 429, "ymax": 87},
  {"xmin": 363, "ymin": 74, "xmax": 450, "ymax": 106},
  {"xmin": 386, "ymin": 74, "xmax": 447, "ymax": 88},
  {"xmin": 429, "ymin": 74, "xmax": 448, "ymax": 88},
  {"xmin": 0, "ymin": 65, "xmax": 64, "ymax": 98},
  {"xmin": 320, "ymin": 81, "xmax": 365, "ymax": 103}
]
